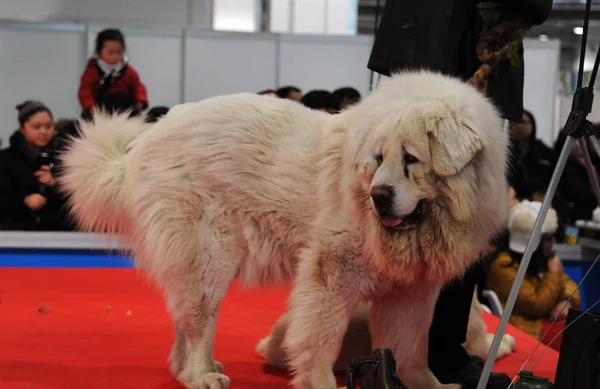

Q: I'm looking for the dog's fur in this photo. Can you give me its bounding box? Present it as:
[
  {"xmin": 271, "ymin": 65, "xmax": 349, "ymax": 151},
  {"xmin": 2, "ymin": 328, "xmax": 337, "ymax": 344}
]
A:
[{"xmin": 59, "ymin": 71, "xmax": 509, "ymax": 389}]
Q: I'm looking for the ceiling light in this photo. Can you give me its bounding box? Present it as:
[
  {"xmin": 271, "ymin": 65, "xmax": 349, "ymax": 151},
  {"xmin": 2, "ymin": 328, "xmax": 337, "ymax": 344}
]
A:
[
  {"xmin": 538, "ymin": 34, "xmax": 549, "ymax": 41},
  {"xmin": 574, "ymin": 27, "xmax": 584, "ymax": 35}
]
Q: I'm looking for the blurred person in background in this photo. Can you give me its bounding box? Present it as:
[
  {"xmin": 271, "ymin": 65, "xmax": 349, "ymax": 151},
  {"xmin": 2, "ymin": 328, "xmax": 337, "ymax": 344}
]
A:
[
  {"xmin": 333, "ymin": 87, "xmax": 361, "ymax": 110},
  {"xmin": 276, "ymin": 86, "xmax": 302, "ymax": 101},
  {"xmin": 552, "ymin": 128, "xmax": 600, "ymax": 239},
  {"xmin": 508, "ymin": 110, "xmax": 554, "ymax": 201},
  {"xmin": 0, "ymin": 101, "xmax": 74, "ymax": 231},
  {"xmin": 78, "ymin": 28, "xmax": 148, "ymax": 118},
  {"xmin": 300, "ymin": 90, "xmax": 339, "ymax": 114}
]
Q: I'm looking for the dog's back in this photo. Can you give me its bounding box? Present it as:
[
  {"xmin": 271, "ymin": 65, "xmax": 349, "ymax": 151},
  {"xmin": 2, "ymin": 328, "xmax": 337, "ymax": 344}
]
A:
[{"xmin": 61, "ymin": 93, "xmax": 330, "ymax": 285}]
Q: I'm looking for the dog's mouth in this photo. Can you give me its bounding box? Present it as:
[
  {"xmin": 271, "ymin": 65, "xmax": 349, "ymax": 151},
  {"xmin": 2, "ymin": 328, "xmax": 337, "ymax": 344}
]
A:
[{"xmin": 380, "ymin": 200, "xmax": 426, "ymax": 230}]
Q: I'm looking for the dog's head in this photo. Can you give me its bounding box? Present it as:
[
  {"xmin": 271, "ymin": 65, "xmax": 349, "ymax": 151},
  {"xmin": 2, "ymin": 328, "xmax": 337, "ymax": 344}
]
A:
[{"xmin": 343, "ymin": 71, "xmax": 509, "ymax": 283}]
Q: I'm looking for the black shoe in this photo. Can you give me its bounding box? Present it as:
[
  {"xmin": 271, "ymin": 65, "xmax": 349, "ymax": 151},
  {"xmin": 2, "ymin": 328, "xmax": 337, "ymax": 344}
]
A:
[{"xmin": 437, "ymin": 358, "xmax": 513, "ymax": 389}]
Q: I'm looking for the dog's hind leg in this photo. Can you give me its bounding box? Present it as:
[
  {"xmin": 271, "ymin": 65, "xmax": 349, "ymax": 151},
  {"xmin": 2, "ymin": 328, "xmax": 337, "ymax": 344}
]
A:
[
  {"xmin": 139, "ymin": 197, "xmax": 239, "ymax": 389},
  {"xmin": 167, "ymin": 248, "xmax": 238, "ymax": 389},
  {"xmin": 167, "ymin": 227, "xmax": 240, "ymax": 389}
]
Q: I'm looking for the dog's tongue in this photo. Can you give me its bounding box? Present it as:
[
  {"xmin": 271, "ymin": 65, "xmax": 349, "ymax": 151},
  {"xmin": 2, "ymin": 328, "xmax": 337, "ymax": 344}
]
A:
[{"xmin": 381, "ymin": 217, "xmax": 404, "ymax": 228}]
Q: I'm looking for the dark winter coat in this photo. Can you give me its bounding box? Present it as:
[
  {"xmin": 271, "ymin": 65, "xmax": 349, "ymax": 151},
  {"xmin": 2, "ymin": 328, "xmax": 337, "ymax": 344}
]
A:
[
  {"xmin": 367, "ymin": 0, "xmax": 554, "ymax": 122},
  {"xmin": 0, "ymin": 131, "xmax": 74, "ymax": 231},
  {"xmin": 508, "ymin": 118, "xmax": 554, "ymax": 200}
]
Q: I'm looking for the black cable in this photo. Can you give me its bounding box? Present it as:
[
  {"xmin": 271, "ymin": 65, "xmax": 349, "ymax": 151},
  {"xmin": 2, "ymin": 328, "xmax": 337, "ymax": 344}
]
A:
[{"xmin": 577, "ymin": 0, "xmax": 593, "ymax": 89}]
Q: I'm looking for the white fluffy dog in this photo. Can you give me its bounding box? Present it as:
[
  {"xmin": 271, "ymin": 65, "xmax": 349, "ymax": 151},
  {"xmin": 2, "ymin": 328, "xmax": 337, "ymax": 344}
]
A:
[{"xmin": 59, "ymin": 70, "xmax": 509, "ymax": 389}]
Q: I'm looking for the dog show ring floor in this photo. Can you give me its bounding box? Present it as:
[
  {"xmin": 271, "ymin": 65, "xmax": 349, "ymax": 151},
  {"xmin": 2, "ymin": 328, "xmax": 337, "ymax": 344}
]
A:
[{"xmin": 0, "ymin": 265, "xmax": 558, "ymax": 389}]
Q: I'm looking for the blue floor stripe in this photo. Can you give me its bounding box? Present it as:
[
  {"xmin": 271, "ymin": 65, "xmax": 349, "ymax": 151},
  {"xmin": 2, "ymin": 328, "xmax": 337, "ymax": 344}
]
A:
[
  {"xmin": 1, "ymin": 251, "xmax": 597, "ymax": 312},
  {"xmin": 0, "ymin": 249, "xmax": 133, "ymax": 268}
]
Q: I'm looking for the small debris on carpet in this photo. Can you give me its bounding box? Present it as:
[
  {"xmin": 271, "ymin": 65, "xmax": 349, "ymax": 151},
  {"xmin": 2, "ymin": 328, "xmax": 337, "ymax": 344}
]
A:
[
  {"xmin": 125, "ymin": 310, "xmax": 132, "ymax": 316},
  {"xmin": 106, "ymin": 305, "xmax": 113, "ymax": 312},
  {"xmin": 37, "ymin": 305, "xmax": 52, "ymax": 314}
]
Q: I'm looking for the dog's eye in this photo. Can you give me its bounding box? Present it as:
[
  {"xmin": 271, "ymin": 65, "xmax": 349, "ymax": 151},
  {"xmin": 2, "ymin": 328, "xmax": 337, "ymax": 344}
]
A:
[
  {"xmin": 404, "ymin": 153, "xmax": 418, "ymax": 165},
  {"xmin": 375, "ymin": 154, "xmax": 383, "ymax": 166}
]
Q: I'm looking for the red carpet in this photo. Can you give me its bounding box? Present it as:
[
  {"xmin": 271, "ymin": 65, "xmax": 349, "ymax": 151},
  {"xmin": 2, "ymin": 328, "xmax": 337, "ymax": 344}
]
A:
[{"xmin": 0, "ymin": 268, "xmax": 559, "ymax": 389}]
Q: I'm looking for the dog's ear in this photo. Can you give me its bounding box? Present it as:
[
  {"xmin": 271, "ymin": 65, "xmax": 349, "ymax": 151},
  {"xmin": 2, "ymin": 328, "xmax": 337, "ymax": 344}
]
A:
[{"xmin": 427, "ymin": 118, "xmax": 485, "ymax": 176}]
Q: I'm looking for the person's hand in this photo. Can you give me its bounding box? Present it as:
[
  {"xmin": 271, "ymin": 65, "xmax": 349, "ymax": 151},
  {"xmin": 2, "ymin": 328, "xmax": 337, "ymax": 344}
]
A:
[
  {"xmin": 24, "ymin": 193, "xmax": 47, "ymax": 211},
  {"xmin": 551, "ymin": 300, "xmax": 572, "ymax": 321},
  {"xmin": 35, "ymin": 166, "xmax": 56, "ymax": 186},
  {"xmin": 547, "ymin": 255, "xmax": 563, "ymax": 273}
]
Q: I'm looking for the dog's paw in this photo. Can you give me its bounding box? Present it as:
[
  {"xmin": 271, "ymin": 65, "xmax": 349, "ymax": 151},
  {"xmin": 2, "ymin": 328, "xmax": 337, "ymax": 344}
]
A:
[
  {"xmin": 503, "ymin": 334, "xmax": 516, "ymax": 351},
  {"xmin": 182, "ymin": 372, "xmax": 230, "ymax": 389},
  {"xmin": 255, "ymin": 335, "xmax": 271, "ymax": 357}
]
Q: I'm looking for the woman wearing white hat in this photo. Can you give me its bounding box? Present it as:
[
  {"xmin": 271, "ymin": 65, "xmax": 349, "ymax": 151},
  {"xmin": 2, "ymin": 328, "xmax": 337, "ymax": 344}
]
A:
[{"xmin": 486, "ymin": 200, "xmax": 581, "ymax": 343}]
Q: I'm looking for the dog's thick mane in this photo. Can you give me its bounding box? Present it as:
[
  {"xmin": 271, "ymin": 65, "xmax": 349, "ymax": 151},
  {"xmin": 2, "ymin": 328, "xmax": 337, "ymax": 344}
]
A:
[{"xmin": 314, "ymin": 71, "xmax": 510, "ymax": 286}]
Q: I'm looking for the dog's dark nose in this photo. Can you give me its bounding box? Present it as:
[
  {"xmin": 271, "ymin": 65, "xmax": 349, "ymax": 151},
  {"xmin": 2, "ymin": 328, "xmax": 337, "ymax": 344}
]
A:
[{"xmin": 370, "ymin": 185, "xmax": 393, "ymax": 215}]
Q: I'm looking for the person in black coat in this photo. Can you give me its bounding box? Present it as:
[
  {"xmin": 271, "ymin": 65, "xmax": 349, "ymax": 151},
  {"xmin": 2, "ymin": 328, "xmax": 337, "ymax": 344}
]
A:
[
  {"xmin": 508, "ymin": 110, "xmax": 554, "ymax": 200},
  {"xmin": 366, "ymin": 1, "xmax": 554, "ymax": 388},
  {"xmin": 0, "ymin": 101, "xmax": 74, "ymax": 231},
  {"xmin": 551, "ymin": 129, "xmax": 600, "ymax": 240},
  {"xmin": 367, "ymin": 0, "xmax": 553, "ymax": 122}
]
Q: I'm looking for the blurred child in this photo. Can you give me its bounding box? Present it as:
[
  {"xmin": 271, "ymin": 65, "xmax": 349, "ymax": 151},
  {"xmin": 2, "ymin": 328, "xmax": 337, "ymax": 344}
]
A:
[{"xmin": 78, "ymin": 28, "xmax": 148, "ymax": 116}]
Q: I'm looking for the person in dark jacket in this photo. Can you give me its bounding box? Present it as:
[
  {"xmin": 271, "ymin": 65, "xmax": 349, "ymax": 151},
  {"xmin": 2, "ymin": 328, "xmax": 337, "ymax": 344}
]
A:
[
  {"xmin": 78, "ymin": 28, "xmax": 148, "ymax": 117},
  {"xmin": 0, "ymin": 101, "xmax": 74, "ymax": 231},
  {"xmin": 508, "ymin": 110, "xmax": 554, "ymax": 200},
  {"xmin": 367, "ymin": 0, "xmax": 552, "ymax": 122},
  {"xmin": 551, "ymin": 129, "xmax": 599, "ymax": 239},
  {"xmin": 366, "ymin": 1, "xmax": 554, "ymax": 388}
]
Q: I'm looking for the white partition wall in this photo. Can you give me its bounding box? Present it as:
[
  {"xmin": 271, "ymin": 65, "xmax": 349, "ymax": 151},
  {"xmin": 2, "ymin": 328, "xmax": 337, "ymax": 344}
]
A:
[
  {"xmin": 0, "ymin": 21, "xmax": 563, "ymax": 148},
  {"xmin": 0, "ymin": 22, "xmax": 85, "ymax": 145},
  {"xmin": 523, "ymin": 38, "xmax": 561, "ymax": 146},
  {"xmin": 0, "ymin": 21, "xmax": 375, "ymax": 146},
  {"xmin": 277, "ymin": 34, "xmax": 373, "ymax": 96},
  {"xmin": 269, "ymin": 0, "xmax": 359, "ymax": 35},
  {"xmin": 183, "ymin": 30, "xmax": 278, "ymax": 102}
]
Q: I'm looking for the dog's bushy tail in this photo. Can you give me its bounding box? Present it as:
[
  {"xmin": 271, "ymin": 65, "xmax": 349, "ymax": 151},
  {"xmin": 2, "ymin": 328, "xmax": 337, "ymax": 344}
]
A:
[{"xmin": 59, "ymin": 113, "xmax": 151, "ymax": 234}]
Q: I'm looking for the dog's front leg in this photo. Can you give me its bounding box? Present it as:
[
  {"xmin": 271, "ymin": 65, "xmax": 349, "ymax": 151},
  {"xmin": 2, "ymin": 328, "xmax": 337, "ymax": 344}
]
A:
[
  {"xmin": 284, "ymin": 248, "xmax": 362, "ymax": 389},
  {"xmin": 369, "ymin": 286, "xmax": 459, "ymax": 389}
]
